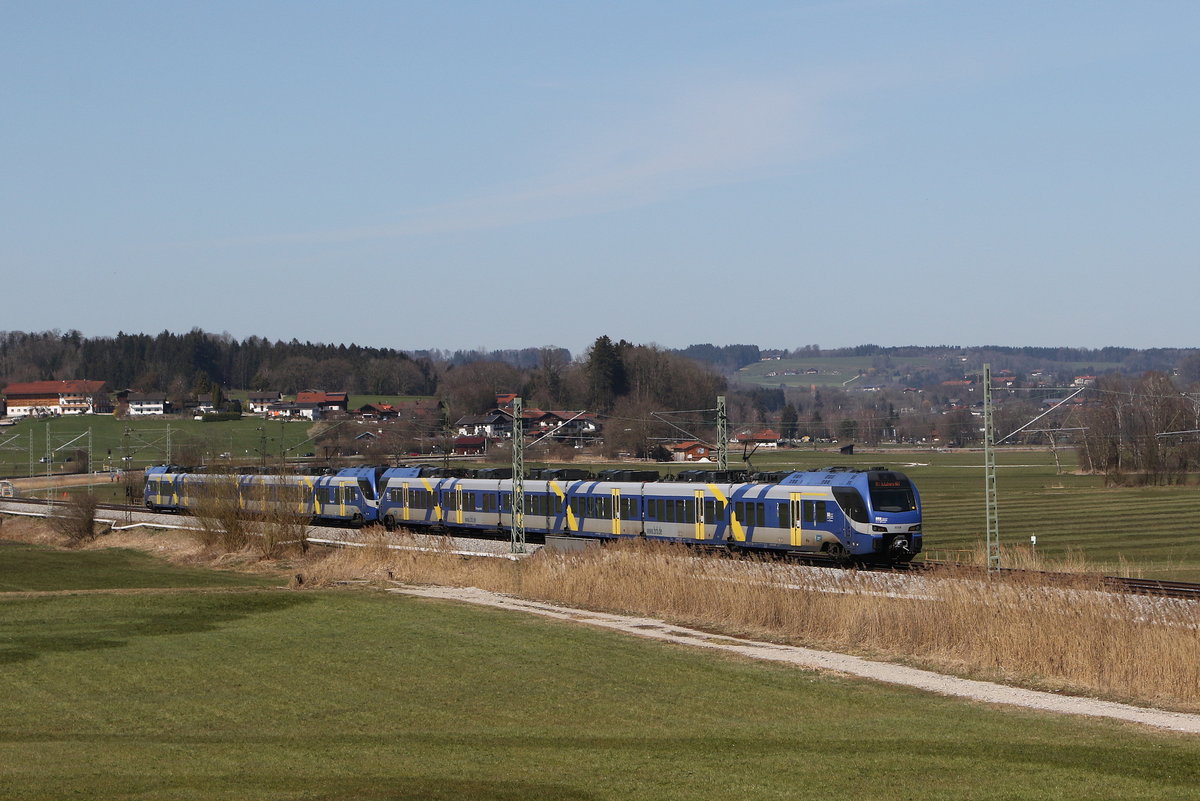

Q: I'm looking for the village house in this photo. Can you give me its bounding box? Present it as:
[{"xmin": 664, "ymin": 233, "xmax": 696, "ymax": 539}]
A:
[
  {"xmin": 247, "ymin": 392, "xmax": 282, "ymax": 413},
  {"xmin": 734, "ymin": 429, "xmax": 781, "ymax": 448},
  {"xmin": 1, "ymin": 380, "xmax": 110, "ymax": 417},
  {"xmin": 125, "ymin": 392, "xmax": 169, "ymax": 416},
  {"xmin": 669, "ymin": 441, "xmax": 713, "ymax": 461}
]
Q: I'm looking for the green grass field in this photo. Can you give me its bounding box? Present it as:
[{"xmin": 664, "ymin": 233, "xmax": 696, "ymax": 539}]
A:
[
  {"xmin": 1, "ymin": 542, "xmax": 1199, "ymax": 800},
  {"xmin": 0, "ymin": 540, "xmax": 280, "ymax": 592},
  {"xmin": 0, "ymin": 414, "xmax": 321, "ymax": 477}
]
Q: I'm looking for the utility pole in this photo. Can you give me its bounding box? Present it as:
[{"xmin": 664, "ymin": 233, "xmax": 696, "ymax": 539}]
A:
[
  {"xmin": 983, "ymin": 363, "xmax": 1000, "ymax": 571},
  {"xmin": 510, "ymin": 397, "xmax": 525, "ymax": 553},
  {"xmin": 716, "ymin": 395, "xmax": 728, "ymax": 471}
]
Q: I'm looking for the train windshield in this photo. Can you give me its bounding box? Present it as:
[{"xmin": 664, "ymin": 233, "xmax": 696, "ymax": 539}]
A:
[{"xmin": 868, "ymin": 478, "xmax": 917, "ymax": 513}]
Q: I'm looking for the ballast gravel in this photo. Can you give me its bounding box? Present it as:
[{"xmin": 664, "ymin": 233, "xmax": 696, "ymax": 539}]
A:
[{"xmin": 390, "ymin": 584, "xmax": 1200, "ymax": 735}]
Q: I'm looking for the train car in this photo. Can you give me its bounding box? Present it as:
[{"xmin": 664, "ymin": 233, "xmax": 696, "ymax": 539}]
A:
[
  {"xmin": 376, "ymin": 466, "xmax": 920, "ymax": 563},
  {"xmin": 144, "ymin": 465, "xmax": 384, "ymax": 526}
]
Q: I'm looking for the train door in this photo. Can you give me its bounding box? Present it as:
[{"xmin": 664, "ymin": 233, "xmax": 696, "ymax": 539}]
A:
[
  {"xmin": 611, "ymin": 488, "xmax": 621, "ymax": 537},
  {"xmin": 789, "ymin": 493, "xmax": 812, "ymax": 549},
  {"xmin": 401, "ymin": 482, "xmax": 411, "ymax": 521},
  {"xmin": 454, "ymin": 485, "xmax": 464, "ymax": 525},
  {"xmin": 694, "ymin": 490, "xmax": 705, "ymax": 541}
]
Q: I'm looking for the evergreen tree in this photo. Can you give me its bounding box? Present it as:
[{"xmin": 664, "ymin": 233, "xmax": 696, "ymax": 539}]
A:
[{"xmin": 585, "ymin": 335, "xmax": 628, "ymax": 411}]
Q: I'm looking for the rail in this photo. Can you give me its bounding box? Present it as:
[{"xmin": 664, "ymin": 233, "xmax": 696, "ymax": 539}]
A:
[{"xmin": 4, "ymin": 495, "xmax": 1200, "ymax": 599}]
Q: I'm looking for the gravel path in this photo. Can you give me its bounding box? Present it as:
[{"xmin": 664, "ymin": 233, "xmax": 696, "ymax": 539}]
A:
[{"xmin": 392, "ymin": 584, "xmax": 1200, "ymax": 735}]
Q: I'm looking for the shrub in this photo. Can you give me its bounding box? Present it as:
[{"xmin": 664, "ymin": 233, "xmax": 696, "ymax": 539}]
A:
[{"xmin": 48, "ymin": 493, "xmax": 101, "ymax": 546}]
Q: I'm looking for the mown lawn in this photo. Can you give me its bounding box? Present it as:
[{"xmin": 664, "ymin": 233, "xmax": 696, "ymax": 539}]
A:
[{"xmin": 1, "ymin": 542, "xmax": 1199, "ymax": 800}]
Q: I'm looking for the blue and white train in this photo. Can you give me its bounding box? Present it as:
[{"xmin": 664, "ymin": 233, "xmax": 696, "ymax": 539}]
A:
[{"xmin": 144, "ymin": 464, "xmax": 922, "ymax": 562}]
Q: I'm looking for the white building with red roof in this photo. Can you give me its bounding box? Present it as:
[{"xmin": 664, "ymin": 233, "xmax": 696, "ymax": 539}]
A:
[{"xmin": 2, "ymin": 380, "xmax": 110, "ymax": 417}]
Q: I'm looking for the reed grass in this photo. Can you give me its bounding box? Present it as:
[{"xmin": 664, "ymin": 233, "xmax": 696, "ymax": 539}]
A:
[
  {"xmin": 190, "ymin": 478, "xmax": 308, "ymax": 558},
  {"xmin": 297, "ymin": 537, "xmax": 1200, "ymax": 712}
]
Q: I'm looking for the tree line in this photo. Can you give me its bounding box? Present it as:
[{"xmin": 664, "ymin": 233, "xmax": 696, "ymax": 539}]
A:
[{"xmin": 5, "ymin": 329, "xmax": 1200, "ymax": 477}]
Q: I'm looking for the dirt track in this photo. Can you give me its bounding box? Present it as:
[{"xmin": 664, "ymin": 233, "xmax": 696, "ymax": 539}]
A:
[{"xmin": 5, "ymin": 473, "xmax": 125, "ymax": 491}]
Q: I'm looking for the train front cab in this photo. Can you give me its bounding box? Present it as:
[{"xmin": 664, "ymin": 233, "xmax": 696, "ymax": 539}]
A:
[
  {"xmin": 805, "ymin": 470, "xmax": 922, "ymax": 562},
  {"xmin": 859, "ymin": 470, "xmax": 922, "ymax": 561},
  {"xmin": 144, "ymin": 466, "xmax": 182, "ymax": 512}
]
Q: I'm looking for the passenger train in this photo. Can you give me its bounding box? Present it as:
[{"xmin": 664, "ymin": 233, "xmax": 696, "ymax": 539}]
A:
[{"xmin": 144, "ymin": 464, "xmax": 923, "ymax": 562}]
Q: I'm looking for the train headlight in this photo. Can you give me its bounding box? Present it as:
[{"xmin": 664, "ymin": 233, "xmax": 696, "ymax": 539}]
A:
[
  {"xmin": 871, "ymin": 525, "xmax": 887, "ymax": 532},
  {"xmin": 908, "ymin": 524, "xmax": 922, "ymax": 532}
]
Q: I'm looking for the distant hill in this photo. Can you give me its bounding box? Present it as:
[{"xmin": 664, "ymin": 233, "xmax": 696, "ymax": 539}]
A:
[{"xmin": 723, "ymin": 345, "xmax": 1197, "ymax": 389}]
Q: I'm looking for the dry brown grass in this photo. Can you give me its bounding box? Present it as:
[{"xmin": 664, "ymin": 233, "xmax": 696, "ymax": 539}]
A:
[
  {"xmin": 190, "ymin": 478, "xmax": 309, "ymax": 559},
  {"xmin": 295, "ymin": 537, "xmax": 1200, "ymax": 712},
  {"xmin": 928, "ymin": 541, "xmax": 1116, "ymax": 575}
]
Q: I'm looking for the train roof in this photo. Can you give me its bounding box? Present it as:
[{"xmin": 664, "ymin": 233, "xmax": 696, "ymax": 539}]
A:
[{"xmin": 779, "ymin": 466, "xmax": 912, "ymax": 487}]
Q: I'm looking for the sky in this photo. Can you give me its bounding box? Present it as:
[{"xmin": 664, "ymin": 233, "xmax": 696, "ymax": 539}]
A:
[{"xmin": 3, "ymin": 1, "xmax": 1198, "ymax": 357}]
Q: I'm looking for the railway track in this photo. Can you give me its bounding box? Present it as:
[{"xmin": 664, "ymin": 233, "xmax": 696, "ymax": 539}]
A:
[{"xmin": 4, "ymin": 495, "xmax": 1200, "ymax": 600}]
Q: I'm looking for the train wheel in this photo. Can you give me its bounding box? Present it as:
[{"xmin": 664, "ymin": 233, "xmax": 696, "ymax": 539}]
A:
[
  {"xmin": 351, "ymin": 512, "xmax": 364, "ymax": 527},
  {"xmin": 825, "ymin": 543, "xmax": 850, "ymax": 565},
  {"xmin": 383, "ymin": 515, "xmax": 396, "ymax": 532}
]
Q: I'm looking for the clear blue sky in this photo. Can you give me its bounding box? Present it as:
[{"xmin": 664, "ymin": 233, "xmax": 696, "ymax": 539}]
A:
[{"xmin": 4, "ymin": 1, "xmax": 1197, "ymax": 356}]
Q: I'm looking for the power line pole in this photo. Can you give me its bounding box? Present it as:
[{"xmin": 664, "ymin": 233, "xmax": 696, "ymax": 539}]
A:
[
  {"xmin": 716, "ymin": 395, "xmax": 728, "ymax": 471},
  {"xmin": 983, "ymin": 363, "xmax": 1000, "ymax": 571},
  {"xmin": 510, "ymin": 396, "xmax": 525, "ymax": 554}
]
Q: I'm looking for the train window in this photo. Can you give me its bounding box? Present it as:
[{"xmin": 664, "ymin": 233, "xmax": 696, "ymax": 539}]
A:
[
  {"xmin": 600, "ymin": 497, "xmax": 611, "ymax": 519},
  {"xmin": 755, "ymin": 503, "xmax": 765, "ymax": 527},
  {"xmin": 734, "ymin": 502, "xmax": 744, "ymax": 523},
  {"xmin": 803, "ymin": 501, "xmax": 814, "ymax": 524},
  {"xmin": 817, "ymin": 501, "xmax": 830, "ymax": 522},
  {"xmin": 832, "ymin": 488, "xmax": 868, "ymax": 523},
  {"xmin": 779, "ymin": 503, "xmax": 789, "ymax": 529}
]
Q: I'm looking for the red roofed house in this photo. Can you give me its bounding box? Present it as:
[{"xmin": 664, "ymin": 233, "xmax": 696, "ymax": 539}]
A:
[
  {"xmin": 734, "ymin": 429, "xmax": 781, "ymax": 448},
  {"xmin": 295, "ymin": 390, "xmax": 349, "ymax": 414},
  {"xmin": 669, "ymin": 441, "xmax": 713, "ymax": 462},
  {"xmin": 2, "ymin": 380, "xmax": 110, "ymax": 417}
]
